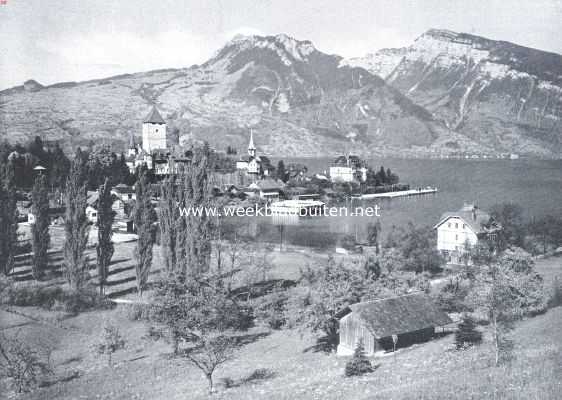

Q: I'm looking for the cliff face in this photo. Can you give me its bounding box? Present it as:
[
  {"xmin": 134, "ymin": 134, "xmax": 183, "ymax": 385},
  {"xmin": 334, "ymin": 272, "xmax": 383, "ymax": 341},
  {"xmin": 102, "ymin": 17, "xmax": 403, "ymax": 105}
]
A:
[{"xmin": 345, "ymin": 29, "xmax": 562, "ymax": 156}]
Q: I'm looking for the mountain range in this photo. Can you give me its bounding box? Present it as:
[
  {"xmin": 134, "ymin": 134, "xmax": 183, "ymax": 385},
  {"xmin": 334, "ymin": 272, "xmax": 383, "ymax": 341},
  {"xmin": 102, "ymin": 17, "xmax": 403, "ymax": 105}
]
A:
[{"xmin": 1, "ymin": 29, "xmax": 561, "ymax": 158}]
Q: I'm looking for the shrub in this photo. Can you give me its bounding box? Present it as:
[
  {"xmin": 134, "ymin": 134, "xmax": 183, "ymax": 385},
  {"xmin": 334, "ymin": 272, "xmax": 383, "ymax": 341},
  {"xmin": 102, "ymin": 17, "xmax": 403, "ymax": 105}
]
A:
[
  {"xmin": 252, "ymin": 290, "xmax": 288, "ymax": 329},
  {"xmin": 93, "ymin": 322, "xmax": 126, "ymax": 366},
  {"xmin": 345, "ymin": 339, "xmax": 373, "ymax": 377},
  {"xmin": 124, "ymin": 302, "xmax": 151, "ymax": 321},
  {"xmin": 1, "ymin": 284, "xmax": 113, "ymax": 313},
  {"xmin": 0, "ymin": 334, "xmax": 52, "ymax": 394},
  {"xmin": 455, "ymin": 315, "xmax": 483, "ymax": 349}
]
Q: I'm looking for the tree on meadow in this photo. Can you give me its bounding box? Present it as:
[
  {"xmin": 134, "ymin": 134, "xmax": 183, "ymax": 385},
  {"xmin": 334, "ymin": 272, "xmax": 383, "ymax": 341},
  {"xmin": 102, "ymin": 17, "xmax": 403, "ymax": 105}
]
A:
[
  {"xmin": 158, "ymin": 175, "xmax": 179, "ymax": 274},
  {"xmin": 466, "ymin": 249, "xmax": 546, "ymax": 365},
  {"xmin": 63, "ymin": 153, "xmax": 91, "ymax": 291},
  {"xmin": 150, "ymin": 275, "xmax": 250, "ymax": 393},
  {"xmin": 176, "ymin": 145, "xmax": 214, "ymax": 277},
  {"xmin": 31, "ymin": 174, "xmax": 50, "ymax": 280},
  {"xmin": 96, "ymin": 178, "xmax": 114, "ymax": 295},
  {"xmin": 0, "ymin": 160, "xmax": 18, "ymax": 275},
  {"xmin": 345, "ymin": 339, "xmax": 373, "ymax": 377},
  {"xmin": 133, "ymin": 167, "xmax": 156, "ymax": 296}
]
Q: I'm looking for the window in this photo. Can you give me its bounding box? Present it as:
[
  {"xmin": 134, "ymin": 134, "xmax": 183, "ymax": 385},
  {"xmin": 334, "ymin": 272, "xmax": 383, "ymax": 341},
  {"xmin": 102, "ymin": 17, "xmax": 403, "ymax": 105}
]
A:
[
  {"xmin": 448, "ymin": 222, "xmax": 451, "ymax": 228},
  {"xmin": 455, "ymin": 223, "xmax": 458, "ymax": 229},
  {"xmin": 463, "ymin": 224, "xmax": 466, "ymax": 229},
  {"xmin": 455, "ymin": 234, "xmax": 458, "ymax": 241}
]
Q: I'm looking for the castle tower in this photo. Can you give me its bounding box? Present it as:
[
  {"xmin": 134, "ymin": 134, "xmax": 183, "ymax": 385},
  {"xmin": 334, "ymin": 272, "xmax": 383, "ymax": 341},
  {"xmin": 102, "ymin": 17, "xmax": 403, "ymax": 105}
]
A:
[
  {"xmin": 142, "ymin": 106, "xmax": 167, "ymax": 153},
  {"xmin": 248, "ymin": 129, "xmax": 256, "ymax": 158}
]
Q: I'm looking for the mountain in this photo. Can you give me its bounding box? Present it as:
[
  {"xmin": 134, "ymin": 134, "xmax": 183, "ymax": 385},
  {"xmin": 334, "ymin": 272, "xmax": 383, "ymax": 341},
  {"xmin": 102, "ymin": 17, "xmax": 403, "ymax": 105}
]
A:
[
  {"xmin": 345, "ymin": 29, "xmax": 562, "ymax": 156},
  {"xmin": 0, "ymin": 34, "xmax": 475, "ymax": 158}
]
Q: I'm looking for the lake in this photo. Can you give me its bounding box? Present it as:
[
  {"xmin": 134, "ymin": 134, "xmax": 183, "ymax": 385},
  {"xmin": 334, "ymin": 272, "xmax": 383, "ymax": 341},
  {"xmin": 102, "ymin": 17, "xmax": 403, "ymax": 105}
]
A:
[{"xmin": 230, "ymin": 158, "xmax": 562, "ymax": 249}]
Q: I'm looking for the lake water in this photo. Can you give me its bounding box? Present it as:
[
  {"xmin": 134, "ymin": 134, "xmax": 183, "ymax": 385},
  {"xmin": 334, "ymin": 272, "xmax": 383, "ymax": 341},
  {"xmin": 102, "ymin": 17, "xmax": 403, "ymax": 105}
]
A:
[{"xmin": 231, "ymin": 158, "xmax": 562, "ymax": 249}]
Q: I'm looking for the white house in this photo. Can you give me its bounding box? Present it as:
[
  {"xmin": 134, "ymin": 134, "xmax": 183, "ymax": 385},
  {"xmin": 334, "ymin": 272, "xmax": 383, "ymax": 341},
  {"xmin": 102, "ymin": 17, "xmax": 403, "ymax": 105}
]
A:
[
  {"xmin": 329, "ymin": 155, "xmax": 367, "ymax": 183},
  {"xmin": 86, "ymin": 205, "xmax": 98, "ymax": 224},
  {"xmin": 434, "ymin": 204, "xmax": 501, "ymax": 264},
  {"xmin": 111, "ymin": 184, "xmax": 136, "ymax": 202}
]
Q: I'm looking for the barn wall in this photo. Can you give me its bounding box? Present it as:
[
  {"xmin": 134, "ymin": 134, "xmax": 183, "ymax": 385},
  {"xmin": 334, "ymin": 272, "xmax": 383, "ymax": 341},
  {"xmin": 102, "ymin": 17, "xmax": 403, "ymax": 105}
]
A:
[
  {"xmin": 379, "ymin": 327, "xmax": 435, "ymax": 350},
  {"xmin": 339, "ymin": 313, "xmax": 377, "ymax": 355}
]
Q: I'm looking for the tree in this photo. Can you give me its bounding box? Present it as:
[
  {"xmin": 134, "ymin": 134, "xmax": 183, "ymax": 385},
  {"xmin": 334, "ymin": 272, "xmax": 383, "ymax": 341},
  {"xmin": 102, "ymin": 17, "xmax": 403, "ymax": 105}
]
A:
[
  {"xmin": 0, "ymin": 160, "xmax": 18, "ymax": 275},
  {"xmin": 454, "ymin": 315, "xmax": 482, "ymax": 349},
  {"xmin": 133, "ymin": 168, "xmax": 155, "ymax": 296},
  {"xmin": 93, "ymin": 322, "xmax": 126, "ymax": 367},
  {"xmin": 292, "ymin": 257, "xmax": 369, "ymax": 349},
  {"xmin": 63, "ymin": 154, "xmax": 91, "ymax": 291},
  {"xmin": 186, "ymin": 334, "xmax": 234, "ymax": 394},
  {"xmin": 490, "ymin": 203, "xmax": 525, "ymax": 249},
  {"xmin": 466, "ymin": 250, "xmax": 546, "ymax": 365},
  {"xmin": 96, "ymin": 178, "xmax": 114, "ymax": 295},
  {"xmin": 345, "ymin": 339, "xmax": 373, "ymax": 377},
  {"xmin": 47, "ymin": 143, "xmax": 70, "ymax": 189},
  {"xmin": 366, "ymin": 221, "xmax": 381, "ymax": 253},
  {"xmin": 176, "ymin": 146, "xmax": 214, "ymax": 277},
  {"xmin": 150, "ymin": 276, "xmax": 250, "ymax": 393},
  {"xmin": 383, "ymin": 223, "xmax": 445, "ymax": 274},
  {"xmin": 158, "ymin": 175, "xmax": 179, "ymax": 274},
  {"xmin": 31, "ymin": 174, "xmax": 50, "ymax": 280},
  {"xmin": 276, "ymin": 160, "xmax": 287, "ymax": 182},
  {"xmin": 0, "ymin": 333, "xmax": 52, "ymax": 394}
]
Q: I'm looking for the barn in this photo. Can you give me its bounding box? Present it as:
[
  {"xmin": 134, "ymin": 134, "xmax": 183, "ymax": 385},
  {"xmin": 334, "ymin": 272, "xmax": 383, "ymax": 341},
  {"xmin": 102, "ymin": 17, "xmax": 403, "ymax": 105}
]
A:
[{"xmin": 337, "ymin": 293, "xmax": 453, "ymax": 356}]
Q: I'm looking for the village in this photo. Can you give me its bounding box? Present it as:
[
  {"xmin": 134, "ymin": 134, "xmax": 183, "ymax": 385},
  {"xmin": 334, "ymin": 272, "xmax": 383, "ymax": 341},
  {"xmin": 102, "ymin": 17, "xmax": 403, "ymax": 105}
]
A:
[{"xmin": 0, "ymin": 104, "xmax": 560, "ymax": 399}]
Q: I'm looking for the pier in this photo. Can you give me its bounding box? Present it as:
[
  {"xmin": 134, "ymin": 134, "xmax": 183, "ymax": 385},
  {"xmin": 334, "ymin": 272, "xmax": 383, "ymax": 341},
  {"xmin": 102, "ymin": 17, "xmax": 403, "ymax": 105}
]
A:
[{"xmin": 353, "ymin": 187, "xmax": 438, "ymax": 200}]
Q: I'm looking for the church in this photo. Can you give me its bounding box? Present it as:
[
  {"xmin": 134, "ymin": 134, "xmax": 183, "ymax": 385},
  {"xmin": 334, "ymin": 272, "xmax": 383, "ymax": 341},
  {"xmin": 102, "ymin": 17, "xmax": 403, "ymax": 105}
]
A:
[{"xmin": 236, "ymin": 130, "xmax": 272, "ymax": 178}]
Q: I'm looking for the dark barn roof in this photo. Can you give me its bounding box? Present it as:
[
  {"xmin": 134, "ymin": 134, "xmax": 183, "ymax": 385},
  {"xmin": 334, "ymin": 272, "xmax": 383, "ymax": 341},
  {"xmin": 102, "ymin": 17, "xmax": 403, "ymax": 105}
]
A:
[{"xmin": 349, "ymin": 293, "xmax": 452, "ymax": 339}]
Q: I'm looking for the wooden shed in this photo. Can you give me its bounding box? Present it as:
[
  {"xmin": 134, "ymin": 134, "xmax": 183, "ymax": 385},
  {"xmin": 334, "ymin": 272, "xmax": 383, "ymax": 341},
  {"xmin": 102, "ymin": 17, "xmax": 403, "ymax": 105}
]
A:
[{"xmin": 337, "ymin": 293, "xmax": 452, "ymax": 356}]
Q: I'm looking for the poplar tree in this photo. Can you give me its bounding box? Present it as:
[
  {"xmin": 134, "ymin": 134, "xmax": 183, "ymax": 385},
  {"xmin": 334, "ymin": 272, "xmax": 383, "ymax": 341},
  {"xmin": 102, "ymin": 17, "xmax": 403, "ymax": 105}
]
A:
[
  {"xmin": 31, "ymin": 174, "xmax": 50, "ymax": 280},
  {"xmin": 158, "ymin": 175, "xmax": 178, "ymax": 274},
  {"xmin": 133, "ymin": 168, "xmax": 155, "ymax": 296},
  {"xmin": 0, "ymin": 160, "xmax": 18, "ymax": 276},
  {"xmin": 96, "ymin": 178, "xmax": 114, "ymax": 295},
  {"xmin": 176, "ymin": 146, "xmax": 214, "ymax": 277},
  {"xmin": 63, "ymin": 154, "xmax": 90, "ymax": 291}
]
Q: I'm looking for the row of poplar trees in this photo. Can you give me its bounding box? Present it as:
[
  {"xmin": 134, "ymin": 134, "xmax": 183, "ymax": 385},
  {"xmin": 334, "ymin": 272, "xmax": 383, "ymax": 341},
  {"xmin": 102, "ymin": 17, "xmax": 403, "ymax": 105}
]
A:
[{"xmin": 0, "ymin": 149, "xmax": 116, "ymax": 295}]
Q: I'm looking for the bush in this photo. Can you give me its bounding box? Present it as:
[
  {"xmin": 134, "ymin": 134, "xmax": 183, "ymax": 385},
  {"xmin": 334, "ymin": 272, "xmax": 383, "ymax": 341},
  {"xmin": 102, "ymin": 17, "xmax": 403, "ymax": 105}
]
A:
[
  {"xmin": 252, "ymin": 290, "xmax": 288, "ymax": 329},
  {"xmin": 0, "ymin": 334, "xmax": 52, "ymax": 394},
  {"xmin": 455, "ymin": 315, "xmax": 482, "ymax": 349},
  {"xmin": 345, "ymin": 339, "xmax": 373, "ymax": 377},
  {"xmin": 93, "ymin": 322, "xmax": 126, "ymax": 366},
  {"xmin": 124, "ymin": 303, "xmax": 151, "ymax": 321},
  {"xmin": 1, "ymin": 284, "xmax": 113, "ymax": 313}
]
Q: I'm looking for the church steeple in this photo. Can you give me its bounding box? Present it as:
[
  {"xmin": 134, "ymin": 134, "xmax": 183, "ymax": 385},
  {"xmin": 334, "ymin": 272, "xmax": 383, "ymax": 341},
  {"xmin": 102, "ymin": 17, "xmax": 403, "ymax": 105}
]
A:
[
  {"xmin": 127, "ymin": 131, "xmax": 137, "ymax": 157},
  {"xmin": 248, "ymin": 129, "xmax": 256, "ymax": 158}
]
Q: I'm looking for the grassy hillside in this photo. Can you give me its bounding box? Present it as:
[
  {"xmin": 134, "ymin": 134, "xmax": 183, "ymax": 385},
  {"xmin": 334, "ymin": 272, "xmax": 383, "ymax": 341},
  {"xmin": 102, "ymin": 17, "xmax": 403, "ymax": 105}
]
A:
[{"xmin": 2, "ymin": 254, "xmax": 561, "ymax": 399}]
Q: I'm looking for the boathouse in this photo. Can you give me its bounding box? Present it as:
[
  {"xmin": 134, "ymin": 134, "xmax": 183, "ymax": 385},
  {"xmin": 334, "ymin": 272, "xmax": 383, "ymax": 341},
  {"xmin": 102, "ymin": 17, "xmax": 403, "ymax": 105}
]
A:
[{"xmin": 337, "ymin": 293, "xmax": 452, "ymax": 356}]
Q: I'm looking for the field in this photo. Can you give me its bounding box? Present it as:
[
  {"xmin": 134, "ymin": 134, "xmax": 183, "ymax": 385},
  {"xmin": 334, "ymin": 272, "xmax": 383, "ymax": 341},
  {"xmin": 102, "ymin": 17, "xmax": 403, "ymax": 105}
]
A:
[{"xmin": 1, "ymin": 242, "xmax": 561, "ymax": 399}]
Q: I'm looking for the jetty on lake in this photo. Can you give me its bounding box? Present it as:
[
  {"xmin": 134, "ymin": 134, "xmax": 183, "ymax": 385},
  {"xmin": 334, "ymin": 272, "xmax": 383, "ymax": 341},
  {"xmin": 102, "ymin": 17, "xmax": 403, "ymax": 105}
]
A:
[{"xmin": 353, "ymin": 187, "xmax": 438, "ymax": 200}]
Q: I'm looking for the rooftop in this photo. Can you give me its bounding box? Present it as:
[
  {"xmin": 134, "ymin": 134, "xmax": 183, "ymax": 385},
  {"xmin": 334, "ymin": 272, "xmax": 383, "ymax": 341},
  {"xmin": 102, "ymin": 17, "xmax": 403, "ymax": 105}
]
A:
[
  {"xmin": 347, "ymin": 293, "xmax": 452, "ymax": 339},
  {"xmin": 143, "ymin": 106, "xmax": 166, "ymax": 124}
]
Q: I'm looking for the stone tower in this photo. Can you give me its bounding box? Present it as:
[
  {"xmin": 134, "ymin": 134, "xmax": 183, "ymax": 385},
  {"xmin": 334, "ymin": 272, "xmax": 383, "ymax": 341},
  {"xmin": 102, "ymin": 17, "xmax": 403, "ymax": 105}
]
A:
[{"xmin": 141, "ymin": 106, "xmax": 167, "ymax": 153}]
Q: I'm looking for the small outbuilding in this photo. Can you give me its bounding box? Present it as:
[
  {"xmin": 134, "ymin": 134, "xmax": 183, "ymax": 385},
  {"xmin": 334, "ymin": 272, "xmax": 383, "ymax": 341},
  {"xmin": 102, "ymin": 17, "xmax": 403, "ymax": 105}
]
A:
[{"xmin": 337, "ymin": 293, "xmax": 452, "ymax": 356}]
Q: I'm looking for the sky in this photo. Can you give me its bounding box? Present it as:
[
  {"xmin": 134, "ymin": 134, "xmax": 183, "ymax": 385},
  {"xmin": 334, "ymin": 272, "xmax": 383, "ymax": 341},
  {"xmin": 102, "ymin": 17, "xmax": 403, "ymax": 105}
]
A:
[{"xmin": 1, "ymin": 0, "xmax": 561, "ymax": 89}]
